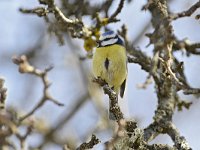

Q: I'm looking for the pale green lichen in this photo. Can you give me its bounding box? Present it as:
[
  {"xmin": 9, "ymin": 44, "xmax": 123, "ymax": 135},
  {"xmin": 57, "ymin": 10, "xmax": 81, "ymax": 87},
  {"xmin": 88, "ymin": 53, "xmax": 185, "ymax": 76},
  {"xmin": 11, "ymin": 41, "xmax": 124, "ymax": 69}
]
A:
[{"xmin": 113, "ymin": 128, "xmax": 145, "ymax": 150}]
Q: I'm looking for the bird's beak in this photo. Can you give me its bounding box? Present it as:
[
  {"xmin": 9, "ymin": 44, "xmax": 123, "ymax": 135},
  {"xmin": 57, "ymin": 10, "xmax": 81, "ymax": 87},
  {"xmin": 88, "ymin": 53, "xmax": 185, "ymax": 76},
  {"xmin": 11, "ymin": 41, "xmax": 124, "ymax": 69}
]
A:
[{"xmin": 96, "ymin": 40, "xmax": 101, "ymax": 47}]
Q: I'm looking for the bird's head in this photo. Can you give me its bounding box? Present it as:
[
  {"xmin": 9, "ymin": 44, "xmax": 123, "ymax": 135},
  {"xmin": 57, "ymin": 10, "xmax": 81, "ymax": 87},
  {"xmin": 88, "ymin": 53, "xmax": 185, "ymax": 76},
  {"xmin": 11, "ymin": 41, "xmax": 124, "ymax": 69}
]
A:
[{"xmin": 97, "ymin": 31, "xmax": 124, "ymax": 47}]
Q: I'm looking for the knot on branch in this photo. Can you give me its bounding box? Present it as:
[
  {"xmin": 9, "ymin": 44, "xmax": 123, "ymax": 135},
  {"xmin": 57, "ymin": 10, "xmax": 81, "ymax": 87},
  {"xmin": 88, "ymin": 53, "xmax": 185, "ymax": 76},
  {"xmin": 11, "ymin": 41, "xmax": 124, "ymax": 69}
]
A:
[{"xmin": 12, "ymin": 55, "xmax": 35, "ymax": 74}]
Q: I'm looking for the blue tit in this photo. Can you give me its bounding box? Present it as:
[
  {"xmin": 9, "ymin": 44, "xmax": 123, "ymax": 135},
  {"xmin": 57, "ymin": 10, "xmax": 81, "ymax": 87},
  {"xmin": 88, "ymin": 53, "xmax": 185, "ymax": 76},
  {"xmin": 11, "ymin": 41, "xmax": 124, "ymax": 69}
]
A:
[{"xmin": 92, "ymin": 31, "xmax": 127, "ymax": 119}]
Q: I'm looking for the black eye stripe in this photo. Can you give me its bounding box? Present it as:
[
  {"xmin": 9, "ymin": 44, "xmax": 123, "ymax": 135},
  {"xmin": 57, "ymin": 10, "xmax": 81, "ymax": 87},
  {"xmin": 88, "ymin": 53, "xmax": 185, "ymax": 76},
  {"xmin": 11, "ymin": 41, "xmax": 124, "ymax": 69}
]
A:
[
  {"xmin": 97, "ymin": 35, "xmax": 124, "ymax": 47},
  {"xmin": 101, "ymin": 35, "xmax": 118, "ymax": 42}
]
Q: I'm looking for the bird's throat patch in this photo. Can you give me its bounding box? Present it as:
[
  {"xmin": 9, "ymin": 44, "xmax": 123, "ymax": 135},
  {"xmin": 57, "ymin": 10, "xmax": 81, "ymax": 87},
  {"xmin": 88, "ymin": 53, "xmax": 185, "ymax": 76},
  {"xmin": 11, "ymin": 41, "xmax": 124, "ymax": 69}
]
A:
[{"xmin": 104, "ymin": 58, "xmax": 109, "ymax": 70}]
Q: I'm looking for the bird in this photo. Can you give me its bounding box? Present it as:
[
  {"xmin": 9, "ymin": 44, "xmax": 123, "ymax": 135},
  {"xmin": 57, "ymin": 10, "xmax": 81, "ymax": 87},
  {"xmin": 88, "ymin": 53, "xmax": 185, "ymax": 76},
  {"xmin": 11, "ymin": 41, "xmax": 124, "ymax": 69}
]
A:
[{"xmin": 92, "ymin": 30, "xmax": 127, "ymax": 120}]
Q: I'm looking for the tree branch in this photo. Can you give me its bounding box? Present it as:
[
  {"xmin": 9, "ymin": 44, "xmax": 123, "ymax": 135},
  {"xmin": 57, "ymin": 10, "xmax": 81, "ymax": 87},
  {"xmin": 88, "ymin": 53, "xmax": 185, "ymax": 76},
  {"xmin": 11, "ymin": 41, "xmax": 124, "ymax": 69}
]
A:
[
  {"xmin": 12, "ymin": 55, "xmax": 64, "ymax": 122},
  {"xmin": 93, "ymin": 77, "xmax": 124, "ymax": 121},
  {"xmin": 173, "ymin": 38, "xmax": 200, "ymax": 55},
  {"xmin": 170, "ymin": 1, "xmax": 200, "ymax": 20},
  {"xmin": 76, "ymin": 134, "xmax": 100, "ymax": 150},
  {"xmin": 108, "ymin": 0, "xmax": 125, "ymax": 23}
]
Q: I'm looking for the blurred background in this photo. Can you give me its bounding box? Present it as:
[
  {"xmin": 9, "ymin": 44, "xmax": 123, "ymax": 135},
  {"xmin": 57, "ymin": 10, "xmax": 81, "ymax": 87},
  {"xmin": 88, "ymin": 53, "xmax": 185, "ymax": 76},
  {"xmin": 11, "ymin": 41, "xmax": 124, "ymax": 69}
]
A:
[{"xmin": 0, "ymin": 0, "xmax": 200, "ymax": 149}]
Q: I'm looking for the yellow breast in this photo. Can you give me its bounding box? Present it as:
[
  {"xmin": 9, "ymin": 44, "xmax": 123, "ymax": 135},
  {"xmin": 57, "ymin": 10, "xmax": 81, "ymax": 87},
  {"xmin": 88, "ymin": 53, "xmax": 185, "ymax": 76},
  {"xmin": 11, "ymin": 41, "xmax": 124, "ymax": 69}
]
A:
[{"xmin": 92, "ymin": 44, "xmax": 127, "ymax": 93}]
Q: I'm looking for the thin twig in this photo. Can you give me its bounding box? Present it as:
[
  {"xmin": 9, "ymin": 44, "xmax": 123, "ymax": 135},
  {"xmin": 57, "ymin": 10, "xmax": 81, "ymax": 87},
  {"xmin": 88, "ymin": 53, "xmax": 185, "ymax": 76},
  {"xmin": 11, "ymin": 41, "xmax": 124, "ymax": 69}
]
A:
[
  {"xmin": 173, "ymin": 38, "xmax": 200, "ymax": 55},
  {"xmin": 12, "ymin": 55, "xmax": 64, "ymax": 122},
  {"xmin": 19, "ymin": 7, "xmax": 49, "ymax": 17},
  {"xmin": 170, "ymin": 1, "xmax": 200, "ymax": 20},
  {"xmin": 108, "ymin": 0, "xmax": 125, "ymax": 23}
]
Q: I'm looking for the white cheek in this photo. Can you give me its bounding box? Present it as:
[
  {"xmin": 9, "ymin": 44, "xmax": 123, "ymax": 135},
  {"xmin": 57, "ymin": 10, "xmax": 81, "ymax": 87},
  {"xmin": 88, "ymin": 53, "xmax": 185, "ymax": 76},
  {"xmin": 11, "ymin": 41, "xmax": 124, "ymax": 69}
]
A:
[{"xmin": 100, "ymin": 34, "xmax": 115, "ymax": 40}]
